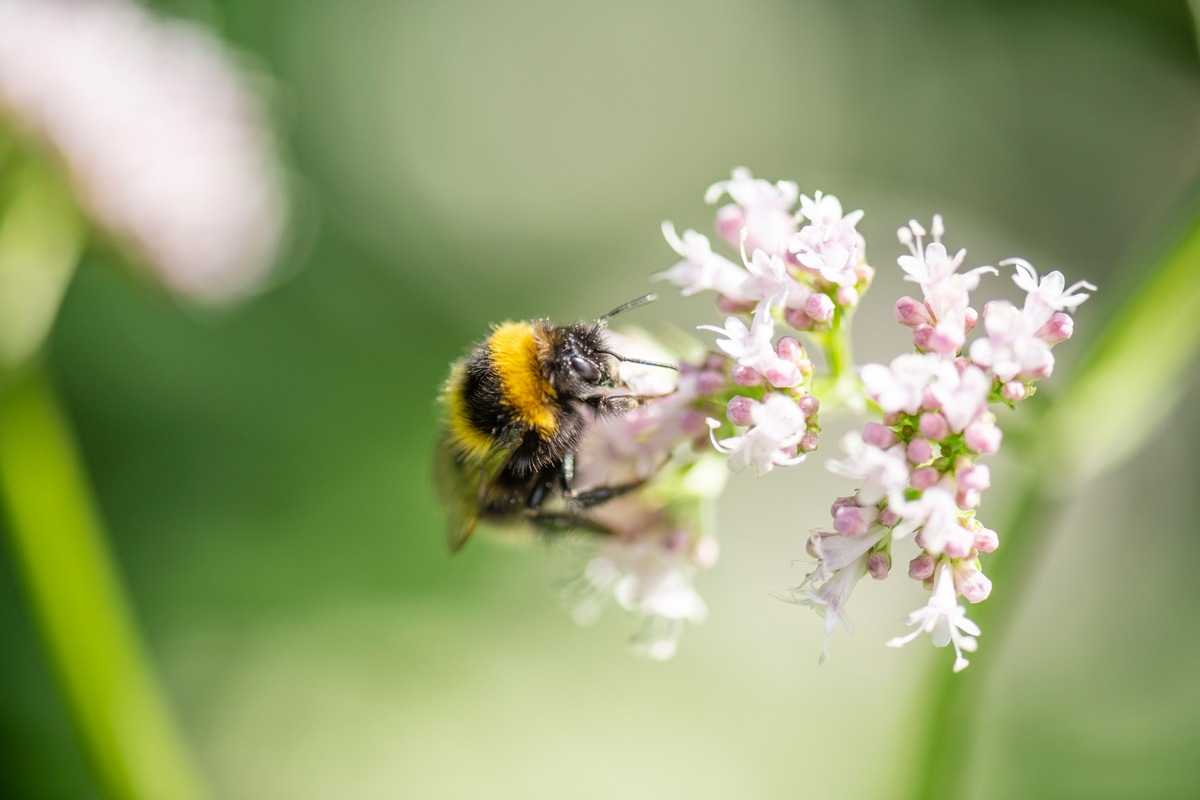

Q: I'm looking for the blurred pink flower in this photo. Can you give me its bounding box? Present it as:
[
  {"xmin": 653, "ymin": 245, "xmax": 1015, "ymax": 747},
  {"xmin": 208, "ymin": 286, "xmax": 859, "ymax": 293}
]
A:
[{"xmin": 0, "ymin": 0, "xmax": 287, "ymax": 301}]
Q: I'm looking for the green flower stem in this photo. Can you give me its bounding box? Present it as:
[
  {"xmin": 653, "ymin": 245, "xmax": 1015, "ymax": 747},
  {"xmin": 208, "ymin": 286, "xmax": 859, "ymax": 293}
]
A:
[
  {"xmin": 908, "ymin": 185, "xmax": 1200, "ymax": 799},
  {"xmin": 812, "ymin": 310, "xmax": 859, "ymax": 408},
  {"xmin": 0, "ymin": 366, "xmax": 209, "ymax": 800}
]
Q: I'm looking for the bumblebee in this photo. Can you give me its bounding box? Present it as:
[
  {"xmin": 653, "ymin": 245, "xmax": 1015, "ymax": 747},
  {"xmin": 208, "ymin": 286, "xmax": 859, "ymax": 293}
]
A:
[{"xmin": 435, "ymin": 294, "xmax": 673, "ymax": 552}]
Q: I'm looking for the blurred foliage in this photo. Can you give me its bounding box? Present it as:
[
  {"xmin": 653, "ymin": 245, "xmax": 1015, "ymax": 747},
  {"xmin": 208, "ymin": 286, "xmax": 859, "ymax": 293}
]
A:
[{"xmin": 2, "ymin": 0, "xmax": 1199, "ymax": 798}]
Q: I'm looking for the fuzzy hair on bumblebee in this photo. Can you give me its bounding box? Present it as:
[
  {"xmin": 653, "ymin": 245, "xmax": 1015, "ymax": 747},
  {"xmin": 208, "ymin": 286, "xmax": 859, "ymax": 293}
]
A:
[{"xmin": 435, "ymin": 293, "xmax": 674, "ymax": 552}]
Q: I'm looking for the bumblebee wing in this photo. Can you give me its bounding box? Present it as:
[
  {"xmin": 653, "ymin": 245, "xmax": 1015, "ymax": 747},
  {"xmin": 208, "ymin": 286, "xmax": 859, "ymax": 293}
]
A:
[{"xmin": 434, "ymin": 432, "xmax": 516, "ymax": 553}]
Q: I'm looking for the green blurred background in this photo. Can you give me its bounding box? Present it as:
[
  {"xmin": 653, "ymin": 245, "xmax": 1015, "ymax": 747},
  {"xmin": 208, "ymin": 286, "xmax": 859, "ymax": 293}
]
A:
[{"xmin": 3, "ymin": 0, "xmax": 1200, "ymax": 797}]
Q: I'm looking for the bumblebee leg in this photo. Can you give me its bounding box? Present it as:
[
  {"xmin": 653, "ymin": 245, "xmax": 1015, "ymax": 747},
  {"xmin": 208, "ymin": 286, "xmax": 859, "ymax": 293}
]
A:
[
  {"xmin": 527, "ymin": 511, "xmax": 614, "ymax": 536},
  {"xmin": 567, "ymin": 478, "xmax": 646, "ymax": 508},
  {"xmin": 526, "ymin": 466, "xmax": 558, "ymax": 510}
]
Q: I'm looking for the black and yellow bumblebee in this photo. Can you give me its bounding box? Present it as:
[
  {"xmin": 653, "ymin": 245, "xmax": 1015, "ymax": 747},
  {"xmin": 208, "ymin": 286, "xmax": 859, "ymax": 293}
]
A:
[{"xmin": 435, "ymin": 294, "xmax": 673, "ymax": 552}]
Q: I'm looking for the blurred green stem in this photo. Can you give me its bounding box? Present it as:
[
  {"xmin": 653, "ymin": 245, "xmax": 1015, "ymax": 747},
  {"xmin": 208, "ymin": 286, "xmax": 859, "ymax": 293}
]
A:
[
  {"xmin": 909, "ymin": 184, "xmax": 1200, "ymax": 799},
  {"xmin": 812, "ymin": 311, "xmax": 859, "ymax": 408},
  {"xmin": 0, "ymin": 366, "xmax": 209, "ymax": 800}
]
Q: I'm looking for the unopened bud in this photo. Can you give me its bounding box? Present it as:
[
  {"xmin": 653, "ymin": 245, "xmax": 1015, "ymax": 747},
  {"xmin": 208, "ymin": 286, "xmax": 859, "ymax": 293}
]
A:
[
  {"xmin": 726, "ymin": 395, "xmax": 756, "ymax": 426},
  {"xmin": 797, "ymin": 393, "xmax": 820, "ymax": 417},
  {"xmin": 785, "ymin": 308, "xmax": 814, "ymax": 331},
  {"xmin": 835, "ymin": 285, "xmax": 859, "ymax": 308},
  {"xmin": 862, "ymin": 422, "xmax": 898, "ymax": 449},
  {"xmin": 1001, "ymin": 381, "xmax": 1027, "ymax": 403},
  {"xmin": 907, "ymin": 437, "xmax": 934, "ymax": 464},
  {"xmin": 867, "ymin": 551, "xmax": 891, "ymax": 579},
  {"xmin": 1037, "ymin": 312, "xmax": 1074, "ymax": 345},
  {"xmin": 732, "ymin": 365, "xmax": 764, "ymax": 386},
  {"xmin": 911, "ymin": 466, "xmax": 940, "ymax": 490},
  {"xmin": 919, "ymin": 412, "xmax": 950, "ymax": 441},
  {"xmin": 798, "ymin": 429, "xmax": 820, "ymax": 452},
  {"xmin": 965, "ymin": 420, "xmax": 1002, "ymax": 454},
  {"xmin": 964, "ymin": 306, "xmax": 979, "ymax": 334},
  {"xmin": 909, "ymin": 552, "xmax": 937, "ymax": 581},
  {"xmin": 895, "ymin": 296, "xmax": 933, "ymax": 328}
]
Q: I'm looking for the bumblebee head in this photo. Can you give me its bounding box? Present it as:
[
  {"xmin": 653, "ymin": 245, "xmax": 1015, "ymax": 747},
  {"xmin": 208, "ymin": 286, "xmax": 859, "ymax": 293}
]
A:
[{"xmin": 540, "ymin": 293, "xmax": 677, "ymax": 398}]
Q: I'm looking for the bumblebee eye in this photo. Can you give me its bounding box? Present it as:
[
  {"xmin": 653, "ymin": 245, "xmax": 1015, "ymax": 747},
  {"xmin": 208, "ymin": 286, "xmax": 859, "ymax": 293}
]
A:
[{"xmin": 569, "ymin": 355, "xmax": 601, "ymax": 383}]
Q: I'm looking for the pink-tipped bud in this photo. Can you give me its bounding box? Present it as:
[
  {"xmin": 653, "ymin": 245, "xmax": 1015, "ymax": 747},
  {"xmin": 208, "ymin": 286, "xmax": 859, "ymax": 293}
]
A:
[
  {"xmin": 663, "ymin": 528, "xmax": 690, "ymax": 554},
  {"xmin": 1037, "ymin": 312, "xmax": 1074, "ymax": 345},
  {"xmin": 863, "ymin": 422, "xmax": 898, "ymax": 449},
  {"xmin": 883, "ymin": 411, "xmax": 905, "ymax": 427},
  {"xmin": 927, "ymin": 327, "xmax": 964, "ymax": 358},
  {"xmin": 732, "ymin": 365, "xmax": 764, "ymax": 386},
  {"xmin": 964, "ymin": 306, "xmax": 979, "ymax": 334},
  {"xmin": 952, "ymin": 357, "xmax": 971, "ymax": 373},
  {"xmin": 704, "ymin": 354, "xmax": 727, "ymax": 372},
  {"xmin": 958, "ymin": 464, "xmax": 991, "ymax": 493},
  {"xmin": 956, "ymin": 489, "xmax": 981, "ymax": 510},
  {"xmin": 855, "ymin": 263, "xmax": 876, "ymax": 284},
  {"xmin": 867, "ymin": 550, "xmax": 891, "ymax": 580},
  {"xmin": 909, "ymin": 553, "xmax": 936, "ymax": 581},
  {"xmin": 834, "ymin": 505, "xmax": 877, "ymax": 538},
  {"xmin": 954, "ymin": 564, "xmax": 992, "ymax": 603},
  {"xmin": 784, "ymin": 308, "xmax": 814, "ymax": 331},
  {"xmin": 726, "ymin": 395, "xmax": 756, "ymax": 426},
  {"xmin": 895, "ymin": 296, "xmax": 933, "ymax": 328},
  {"xmin": 911, "ymin": 466, "xmax": 940, "ymax": 490},
  {"xmin": 919, "ymin": 412, "xmax": 950, "ymax": 441},
  {"xmin": 776, "ymin": 336, "xmax": 804, "ymax": 361},
  {"xmin": 695, "ymin": 370, "xmax": 725, "ymax": 395},
  {"xmin": 1001, "ymin": 381, "xmax": 1027, "ymax": 403},
  {"xmin": 879, "ymin": 507, "xmax": 901, "ymax": 528},
  {"xmin": 907, "ymin": 437, "xmax": 934, "ymax": 465},
  {"xmin": 714, "ymin": 205, "xmax": 745, "ymax": 248},
  {"xmin": 974, "ymin": 526, "xmax": 999, "ymax": 553},
  {"xmin": 921, "ymin": 388, "xmax": 941, "ymax": 413},
  {"xmin": 830, "ymin": 496, "xmax": 858, "ymax": 517},
  {"xmin": 942, "ymin": 527, "xmax": 975, "ymax": 560},
  {"xmin": 836, "ymin": 285, "xmax": 859, "ymax": 308},
  {"xmin": 805, "ymin": 292, "xmax": 836, "ymax": 323},
  {"xmin": 764, "ymin": 364, "xmax": 802, "ymax": 388},
  {"xmin": 797, "ymin": 393, "xmax": 820, "ymax": 417},
  {"xmin": 912, "ymin": 324, "xmax": 935, "ymax": 351},
  {"xmin": 965, "ymin": 420, "xmax": 1002, "ymax": 454},
  {"xmin": 799, "ymin": 429, "xmax": 820, "ymax": 452}
]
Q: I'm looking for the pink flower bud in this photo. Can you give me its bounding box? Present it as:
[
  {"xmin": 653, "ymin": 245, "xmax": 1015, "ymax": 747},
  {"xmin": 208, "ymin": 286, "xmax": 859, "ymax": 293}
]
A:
[
  {"xmin": 907, "ymin": 437, "xmax": 934, "ymax": 464},
  {"xmin": 797, "ymin": 393, "xmax": 820, "ymax": 417},
  {"xmin": 895, "ymin": 296, "xmax": 933, "ymax": 328},
  {"xmin": 964, "ymin": 306, "xmax": 979, "ymax": 334},
  {"xmin": 928, "ymin": 328, "xmax": 965, "ymax": 358},
  {"xmin": 965, "ymin": 420, "xmax": 1002, "ymax": 454},
  {"xmin": 835, "ymin": 285, "xmax": 859, "ymax": 307},
  {"xmin": 776, "ymin": 336, "xmax": 804, "ymax": 361},
  {"xmin": 784, "ymin": 307, "xmax": 814, "ymax": 331},
  {"xmin": 954, "ymin": 564, "xmax": 992, "ymax": 603},
  {"xmin": 879, "ymin": 507, "xmax": 901, "ymax": 527},
  {"xmin": 919, "ymin": 412, "xmax": 950, "ymax": 441},
  {"xmin": 663, "ymin": 528, "xmax": 690, "ymax": 553},
  {"xmin": 952, "ymin": 357, "xmax": 971, "ymax": 373},
  {"xmin": 704, "ymin": 354, "xmax": 726, "ymax": 372},
  {"xmin": 830, "ymin": 496, "xmax": 858, "ymax": 517},
  {"xmin": 958, "ymin": 464, "xmax": 991, "ymax": 492},
  {"xmin": 1037, "ymin": 312, "xmax": 1073, "ymax": 345},
  {"xmin": 798, "ymin": 429, "xmax": 820, "ymax": 452},
  {"xmin": 909, "ymin": 552, "xmax": 936, "ymax": 581},
  {"xmin": 867, "ymin": 550, "xmax": 891, "ymax": 580},
  {"xmin": 942, "ymin": 527, "xmax": 975, "ymax": 559},
  {"xmin": 805, "ymin": 292, "xmax": 835, "ymax": 323},
  {"xmin": 834, "ymin": 505, "xmax": 877, "ymax": 538},
  {"xmin": 883, "ymin": 411, "xmax": 905, "ymax": 427},
  {"xmin": 912, "ymin": 324, "xmax": 935, "ymax": 351},
  {"xmin": 714, "ymin": 205, "xmax": 745, "ymax": 247},
  {"xmin": 726, "ymin": 395, "xmax": 756, "ymax": 426},
  {"xmin": 1001, "ymin": 381, "xmax": 1027, "ymax": 403},
  {"xmin": 855, "ymin": 263, "xmax": 876, "ymax": 284},
  {"xmin": 974, "ymin": 526, "xmax": 999, "ymax": 553},
  {"xmin": 921, "ymin": 388, "xmax": 941, "ymax": 412},
  {"xmin": 863, "ymin": 421, "xmax": 898, "ymax": 449},
  {"xmin": 956, "ymin": 489, "xmax": 981, "ymax": 510},
  {"xmin": 911, "ymin": 467, "xmax": 940, "ymax": 490},
  {"xmin": 732, "ymin": 365, "xmax": 764, "ymax": 386}
]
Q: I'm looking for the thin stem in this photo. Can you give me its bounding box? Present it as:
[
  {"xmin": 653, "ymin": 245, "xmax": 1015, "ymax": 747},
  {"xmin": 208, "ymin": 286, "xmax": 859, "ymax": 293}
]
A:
[
  {"xmin": 0, "ymin": 365, "xmax": 209, "ymax": 800},
  {"xmin": 812, "ymin": 309, "xmax": 859, "ymax": 408}
]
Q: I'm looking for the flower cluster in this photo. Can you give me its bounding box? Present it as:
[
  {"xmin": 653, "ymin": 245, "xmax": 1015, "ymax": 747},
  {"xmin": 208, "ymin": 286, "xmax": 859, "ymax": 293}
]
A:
[
  {"xmin": 784, "ymin": 217, "xmax": 1094, "ymax": 671},
  {"xmin": 556, "ymin": 169, "xmax": 1094, "ymax": 670}
]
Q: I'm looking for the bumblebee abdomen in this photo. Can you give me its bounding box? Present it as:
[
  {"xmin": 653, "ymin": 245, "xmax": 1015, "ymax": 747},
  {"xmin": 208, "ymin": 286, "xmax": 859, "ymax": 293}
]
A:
[{"xmin": 443, "ymin": 321, "xmax": 559, "ymax": 463}]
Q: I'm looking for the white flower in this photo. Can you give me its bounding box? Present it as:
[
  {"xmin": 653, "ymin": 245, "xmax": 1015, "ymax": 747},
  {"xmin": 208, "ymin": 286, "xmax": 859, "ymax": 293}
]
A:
[
  {"xmin": 658, "ymin": 222, "xmax": 750, "ymax": 300},
  {"xmin": 889, "ymin": 484, "xmax": 968, "ymax": 555},
  {"xmin": 785, "ymin": 552, "xmax": 870, "ymax": 663},
  {"xmin": 708, "ymin": 393, "xmax": 807, "ymax": 477},
  {"xmin": 807, "ymin": 525, "xmax": 888, "ymax": 582},
  {"xmin": 698, "ymin": 311, "xmax": 800, "ymax": 387},
  {"xmin": 968, "ymin": 300, "xmax": 1054, "ymax": 382},
  {"xmin": 0, "ymin": 0, "xmax": 287, "ymax": 301},
  {"xmin": 826, "ymin": 432, "xmax": 910, "ymax": 506},
  {"xmin": 788, "ymin": 191, "xmax": 866, "ymax": 287},
  {"xmin": 929, "ymin": 362, "xmax": 990, "ymax": 433},
  {"xmin": 705, "ymin": 167, "xmax": 799, "ymax": 256},
  {"xmin": 861, "ymin": 352, "xmax": 941, "ymax": 415},
  {"xmin": 739, "ymin": 248, "xmax": 794, "ymax": 310},
  {"xmin": 887, "ymin": 564, "xmax": 981, "ymax": 672},
  {"xmin": 1005, "ymin": 257, "xmax": 1096, "ymax": 329}
]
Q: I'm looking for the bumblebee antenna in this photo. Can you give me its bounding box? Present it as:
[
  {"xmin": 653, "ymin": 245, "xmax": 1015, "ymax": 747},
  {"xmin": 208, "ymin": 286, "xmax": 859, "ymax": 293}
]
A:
[
  {"xmin": 600, "ymin": 293, "xmax": 658, "ymax": 321},
  {"xmin": 596, "ymin": 349, "xmax": 678, "ymax": 371}
]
